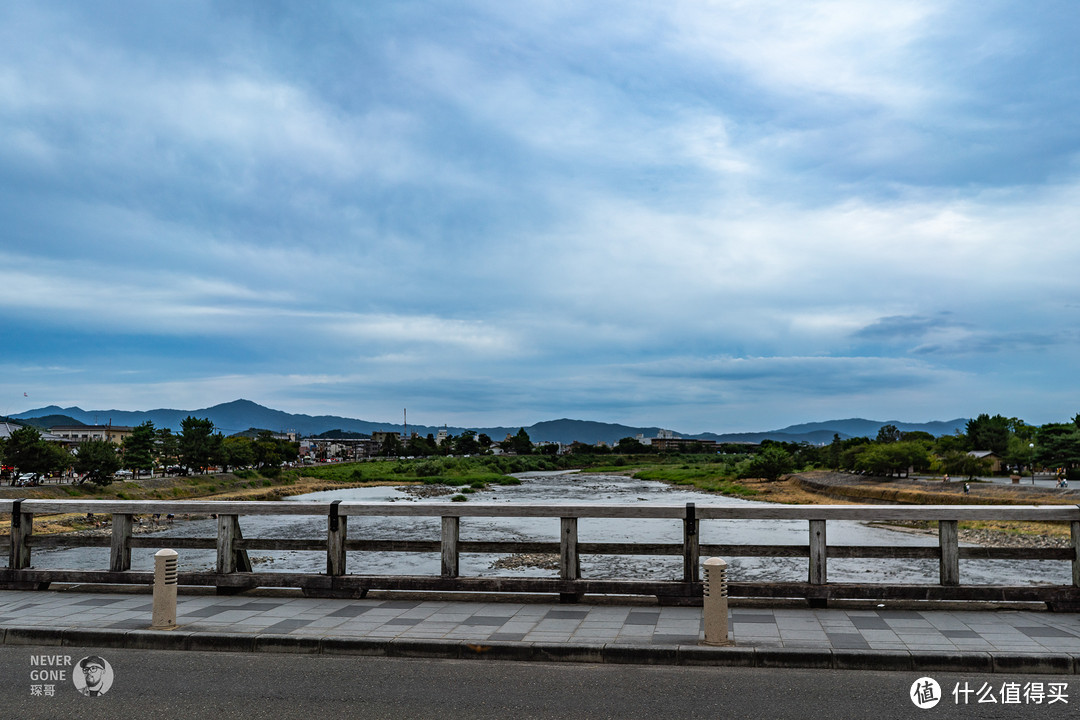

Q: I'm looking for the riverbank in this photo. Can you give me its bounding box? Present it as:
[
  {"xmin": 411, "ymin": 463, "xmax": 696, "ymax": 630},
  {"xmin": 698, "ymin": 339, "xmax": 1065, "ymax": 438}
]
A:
[{"xmin": 0, "ymin": 473, "xmax": 417, "ymax": 536}]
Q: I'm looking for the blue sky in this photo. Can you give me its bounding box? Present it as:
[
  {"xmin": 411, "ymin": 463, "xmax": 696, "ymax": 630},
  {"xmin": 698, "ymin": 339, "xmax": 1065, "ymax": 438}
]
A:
[{"xmin": 2, "ymin": 1, "xmax": 1079, "ymax": 433}]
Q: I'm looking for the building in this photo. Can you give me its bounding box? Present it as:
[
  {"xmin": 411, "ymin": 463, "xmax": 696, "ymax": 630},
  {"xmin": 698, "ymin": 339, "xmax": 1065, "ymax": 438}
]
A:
[
  {"xmin": 50, "ymin": 425, "xmax": 134, "ymax": 446},
  {"xmin": 649, "ymin": 437, "xmax": 720, "ymax": 453},
  {"xmin": 968, "ymin": 450, "xmax": 1003, "ymax": 474}
]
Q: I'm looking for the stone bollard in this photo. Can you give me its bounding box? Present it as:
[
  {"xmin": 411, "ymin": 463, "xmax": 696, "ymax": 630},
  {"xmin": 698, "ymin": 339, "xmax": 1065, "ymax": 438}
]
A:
[
  {"xmin": 151, "ymin": 549, "xmax": 178, "ymax": 630},
  {"xmin": 702, "ymin": 557, "xmax": 733, "ymax": 646}
]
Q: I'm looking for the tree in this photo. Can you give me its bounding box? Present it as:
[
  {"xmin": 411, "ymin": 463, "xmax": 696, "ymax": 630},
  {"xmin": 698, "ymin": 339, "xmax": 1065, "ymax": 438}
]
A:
[
  {"xmin": 738, "ymin": 445, "xmax": 794, "ymax": 482},
  {"xmin": 3, "ymin": 426, "xmax": 70, "ymax": 479},
  {"xmin": 966, "ymin": 414, "xmax": 1011, "ymax": 454},
  {"xmin": 157, "ymin": 428, "xmax": 179, "ymax": 470},
  {"xmin": 941, "ymin": 451, "xmax": 993, "ymax": 480},
  {"xmin": 933, "ymin": 433, "xmax": 969, "ymax": 455},
  {"xmin": 1003, "ymin": 434, "xmax": 1035, "ymax": 473},
  {"xmin": 405, "ymin": 434, "xmax": 437, "ymax": 457},
  {"xmin": 252, "ymin": 431, "xmax": 298, "ymax": 469},
  {"xmin": 453, "ymin": 431, "xmax": 479, "ymax": 456},
  {"xmin": 380, "ymin": 433, "xmax": 403, "ymax": 457},
  {"xmin": 615, "ymin": 437, "xmax": 652, "ymax": 454},
  {"xmin": 74, "ymin": 439, "xmax": 120, "ymax": 486},
  {"xmin": 503, "ymin": 428, "xmax": 533, "ymax": 455},
  {"xmin": 1009, "ymin": 417, "xmax": 1037, "ymax": 441},
  {"xmin": 876, "ymin": 424, "xmax": 901, "ymax": 444},
  {"xmin": 179, "ymin": 416, "xmax": 216, "ymax": 472},
  {"xmin": 854, "ymin": 441, "xmax": 932, "ymax": 478},
  {"xmin": 537, "ymin": 442, "xmax": 560, "ymax": 457},
  {"xmin": 121, "ymin": 421, "xmax": 156, "ymax": 476},
  {"xmin": 223, "ymin": 436, "xmax": 255, "ymax": 470},
  {"xmin": 827, "ymin": 434, "xmax": 843, "ymax": 469},
  {"xmin": 1034, "ymin": 423, "xmax": 1080, "ymax": 471},
  {"xmin": 568, "ymin": 441, "xmax": 607, "ymax": 455}
]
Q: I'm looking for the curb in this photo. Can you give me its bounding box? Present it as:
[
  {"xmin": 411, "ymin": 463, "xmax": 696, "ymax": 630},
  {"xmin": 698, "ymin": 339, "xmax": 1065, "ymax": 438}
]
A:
[{"xmin": 2, "ymin": 626, "xmax": 1076, "ymax": 673}]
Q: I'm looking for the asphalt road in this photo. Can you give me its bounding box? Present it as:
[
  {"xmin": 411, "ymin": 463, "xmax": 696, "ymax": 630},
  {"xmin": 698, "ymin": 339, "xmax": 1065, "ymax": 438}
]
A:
[{"xmin": 2, "ymin": 645, "xmax": 1076, "ymax": 719}]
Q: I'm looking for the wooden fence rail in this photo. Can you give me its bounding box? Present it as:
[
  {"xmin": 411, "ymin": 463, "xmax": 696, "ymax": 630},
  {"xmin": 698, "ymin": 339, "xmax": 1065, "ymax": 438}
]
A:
[{"xmin": 3, "ymin": 500, "xmax": 1080, "ymax": 609}]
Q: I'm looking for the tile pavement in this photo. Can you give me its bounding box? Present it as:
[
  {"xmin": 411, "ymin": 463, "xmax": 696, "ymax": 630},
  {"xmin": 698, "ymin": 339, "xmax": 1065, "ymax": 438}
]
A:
[{"xmin": 2, "ymin": 589, "xmax": 1080, "ymax": 655}]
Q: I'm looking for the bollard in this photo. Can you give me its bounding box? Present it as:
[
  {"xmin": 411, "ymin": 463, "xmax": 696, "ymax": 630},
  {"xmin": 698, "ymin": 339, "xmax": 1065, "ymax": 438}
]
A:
[
  {"xmin": 702, "ymin": 557, "xmax": 733, "ymax": 646},
  {"xmin": 151, "ymin": 549, "xmax": 179, "ymax": 630}
]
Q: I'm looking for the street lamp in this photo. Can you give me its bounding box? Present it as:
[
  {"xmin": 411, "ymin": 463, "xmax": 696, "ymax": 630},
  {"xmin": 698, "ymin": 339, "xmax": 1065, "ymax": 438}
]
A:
[{"xmin": 1030, "ymin": 443, "xmax": 1036, "ymax": 485}]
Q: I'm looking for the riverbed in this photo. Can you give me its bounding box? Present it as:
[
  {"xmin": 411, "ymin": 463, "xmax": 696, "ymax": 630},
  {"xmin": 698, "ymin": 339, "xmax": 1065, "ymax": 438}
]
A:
[{"xmin": 27, "ymin": 471, "xmax": 1070, "ymax": 585}]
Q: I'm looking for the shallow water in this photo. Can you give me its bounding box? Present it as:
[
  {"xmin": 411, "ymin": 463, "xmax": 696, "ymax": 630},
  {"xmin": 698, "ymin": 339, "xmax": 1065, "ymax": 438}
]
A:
[{"xmin": 28, "ymin": 471, "xmax": 1071, "ymax": 585}]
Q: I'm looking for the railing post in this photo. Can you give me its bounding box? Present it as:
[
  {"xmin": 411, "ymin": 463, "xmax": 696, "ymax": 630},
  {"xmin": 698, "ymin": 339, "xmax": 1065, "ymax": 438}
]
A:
[
  {"xmin": 216, "ymin": 514, "xmax": 252, "ymax": 577},
  {"xmin": 808, "ymin": 519, "xmax": 827, "ymax": 584},
  {"xmin": 683, "ymin": 503, "xmax": 700, "ymax": 583},
  {"xmin": 1072, "ymin": 519, "xmax": 1080, "ymax": 588},
  {"xmin": 327, "ymin": 500, "xmax": 347, "ymax": 576},
  {"xmin": 560, "ymin": 517, "xmax": 579, "ymax": 581},
  {"xmin": 441, "ymin": 516, "xmax": 459, "ymax": 578},
  {"xmin": 9, "ymin": 500, "xmax": 32, "ymax": 570},
  {"xmin": 939, "ymin": 520, "xmax": 960, "ymax": 586},
  {"xmin": 109, "ymin": 513, "xmax": 133, "ymax": 572},
  {"xmin": 559, "ymin": 516, "xmax": 582, "ymax": 603}
]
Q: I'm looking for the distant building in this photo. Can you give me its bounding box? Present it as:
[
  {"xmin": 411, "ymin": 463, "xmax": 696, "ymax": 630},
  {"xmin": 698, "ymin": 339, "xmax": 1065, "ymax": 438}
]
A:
[
  {"xmin": 1, "ymin": 421, "xmax": 64, "ymax": 443},
  {"xmin": 50, "ymin": 425, "xmax": 133, "ymax": 446},
  {"xmin": 968, "ymin": 450, "xmax": 1003, "ymax": 473},
  {"xmin": 649, "ymin": 435, "xmax": 720, "ymax": 453}
]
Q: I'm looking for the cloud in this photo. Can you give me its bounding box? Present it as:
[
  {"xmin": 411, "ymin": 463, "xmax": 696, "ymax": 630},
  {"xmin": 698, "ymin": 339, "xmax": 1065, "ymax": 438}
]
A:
[
  {"xmin": 2, "ymin": 1, "xmax": 1080, "ymax": 430},
  {"xmin": 854, "ymin": 314, "xmax": 962, "ymax": 341}
]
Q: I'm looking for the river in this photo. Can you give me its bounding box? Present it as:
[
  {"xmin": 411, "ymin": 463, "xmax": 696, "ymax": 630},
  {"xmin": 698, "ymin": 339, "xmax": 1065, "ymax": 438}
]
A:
[{"xmin": 28, "ymin": 471, "xmax": 1069, "ymax": 586}]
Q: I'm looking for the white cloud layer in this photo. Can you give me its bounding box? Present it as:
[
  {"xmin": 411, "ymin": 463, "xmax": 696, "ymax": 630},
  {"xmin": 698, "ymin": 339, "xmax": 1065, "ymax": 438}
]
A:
[{"xmin": 1, "ymin": 1, "xmax": 1079, "ymax": 431}]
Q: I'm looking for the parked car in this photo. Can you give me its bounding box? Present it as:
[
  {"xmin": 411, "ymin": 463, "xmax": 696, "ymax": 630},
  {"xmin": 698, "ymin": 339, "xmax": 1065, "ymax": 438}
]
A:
[{"xmin": 17, "ymin": 473, "xmax": 40, "ymax": 486}]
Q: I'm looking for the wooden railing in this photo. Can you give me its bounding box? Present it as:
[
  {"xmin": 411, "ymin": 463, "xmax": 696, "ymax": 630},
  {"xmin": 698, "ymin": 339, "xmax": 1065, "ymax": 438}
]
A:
[{"xmin": 3, "ymin": 500, "xmax": 1080, "ymax": 609}]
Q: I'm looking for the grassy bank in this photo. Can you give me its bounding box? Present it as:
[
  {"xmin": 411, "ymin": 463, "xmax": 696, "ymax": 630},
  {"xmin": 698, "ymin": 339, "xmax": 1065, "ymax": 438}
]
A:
[
  {"xmin": 0, "ymin": 470, "xmax": 411, "ymax": 535},
  {"xmin": 631, "ymin": 466, "xmax": 760, "ymax": 498},
  {"xmin": 295, "ymin": 456, "xmax": 525, "ymax": 489}
]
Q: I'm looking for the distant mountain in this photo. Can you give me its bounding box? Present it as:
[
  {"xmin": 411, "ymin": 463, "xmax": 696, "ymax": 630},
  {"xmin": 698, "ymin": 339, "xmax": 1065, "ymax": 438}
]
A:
[
  {"xmin": 694, "ymin": 429, "xmax": 847, "ymax": 445},
  {"xmin": 11, "ymin": 400, "xmax": 968, "ymax": 446},
  {"xmin": 19, "ymin": 414, "xmax": 85, "ymax": 430},
  {"xmin": 769, "ymin": 418, "xmax": 968, "ymax": 439}
]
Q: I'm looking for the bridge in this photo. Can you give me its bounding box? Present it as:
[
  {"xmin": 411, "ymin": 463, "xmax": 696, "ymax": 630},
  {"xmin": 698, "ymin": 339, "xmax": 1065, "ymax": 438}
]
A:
[{"xmin": 4, "ymin": 499, "xmax": 1079, "ymax": 610}]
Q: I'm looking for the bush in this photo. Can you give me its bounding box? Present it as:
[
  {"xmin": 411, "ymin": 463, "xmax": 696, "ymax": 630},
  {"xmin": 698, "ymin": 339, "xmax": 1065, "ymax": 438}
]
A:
[
  {"xmin": 451, "ymin": 494, "xmax": 468, "ymax": 502},
  {"xmin": 415, "ymin": 460, "xmax": 441, "ymax": 477}
]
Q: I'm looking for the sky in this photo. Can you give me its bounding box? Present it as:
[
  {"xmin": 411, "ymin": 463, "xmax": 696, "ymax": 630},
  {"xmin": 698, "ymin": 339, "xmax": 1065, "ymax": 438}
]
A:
[{"xmin": 2, "ymin": 1, "xmax": 1079, "ymax": 434}]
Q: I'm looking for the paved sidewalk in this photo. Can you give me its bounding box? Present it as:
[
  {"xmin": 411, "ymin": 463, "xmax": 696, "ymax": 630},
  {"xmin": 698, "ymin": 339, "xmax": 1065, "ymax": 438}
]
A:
[{"xmin": 2, "ymin": 589, "xmax": 1080, "ymax": 672}]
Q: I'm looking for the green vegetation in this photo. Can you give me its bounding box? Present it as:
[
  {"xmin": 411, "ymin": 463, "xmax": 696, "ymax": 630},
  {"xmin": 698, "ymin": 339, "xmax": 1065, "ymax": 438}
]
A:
[
  {"xmin": 73, "ymin": 439, "xmax": 121, "ymax": 486},
  {"xmin": 295, "ymin": 455, "xmax": 540, "ymax": 489},
  {"xmin": 633, "ymin": 465, "xmax": 760, "ymax": 497}
]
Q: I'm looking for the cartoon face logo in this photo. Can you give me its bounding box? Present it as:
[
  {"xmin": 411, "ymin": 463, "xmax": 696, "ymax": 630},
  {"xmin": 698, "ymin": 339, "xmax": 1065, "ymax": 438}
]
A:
[{"xmin": 73, "ymin": 656, "xmax": 114, "ymax": 697}]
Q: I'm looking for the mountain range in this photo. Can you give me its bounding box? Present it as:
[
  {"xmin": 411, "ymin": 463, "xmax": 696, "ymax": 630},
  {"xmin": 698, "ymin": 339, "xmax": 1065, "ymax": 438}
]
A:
[{"xmin": 9, "ymin": 399, "xmax": 968, "ymax": 445}]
